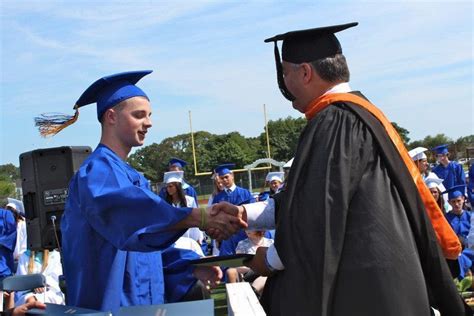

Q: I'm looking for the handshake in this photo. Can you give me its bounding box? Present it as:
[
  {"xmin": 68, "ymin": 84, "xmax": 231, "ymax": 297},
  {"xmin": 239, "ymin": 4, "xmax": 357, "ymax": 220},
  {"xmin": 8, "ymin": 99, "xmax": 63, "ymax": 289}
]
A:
[{"xmin": 199, "ymin": 202, "xmax": 248, "ymax": 241}]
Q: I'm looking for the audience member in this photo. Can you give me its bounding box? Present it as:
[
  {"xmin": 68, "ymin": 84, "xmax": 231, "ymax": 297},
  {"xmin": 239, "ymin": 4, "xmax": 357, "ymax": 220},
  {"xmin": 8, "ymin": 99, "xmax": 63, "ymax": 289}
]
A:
[
  {"xmin": 425, "ymin": 176, "xmax": 448, "ymax": 213},
  {"xmin": 445, "ymin": 185, "xmax": 471, "ymax": 248},
  {"xmin": 163, "ymin": 170, "xmax": 206, "ymax": 252},
  {"xmin": 258, "ymin": 172, "xmax": 284, "ymax": 202},
  {"xmin": 212, "ymin": 164, "xmax": 256, "ymax": 257},
  {"xmin": 14, "ymin": 249, "xmax": 65, "ymax": 305},
  {"xmin": 227, "ymin": 230, "xmax": 273, "ymax": 296},
  {"xmin": 159, "ymin": 158, "xmax": 199, "ymax": 205},
  {"xmin": 432, "ymin": 144, "xmax": 466, "ymax": 189},
  {"xmin": 5, "ymin": 202, "xmax": 27, "ymax": 261}
]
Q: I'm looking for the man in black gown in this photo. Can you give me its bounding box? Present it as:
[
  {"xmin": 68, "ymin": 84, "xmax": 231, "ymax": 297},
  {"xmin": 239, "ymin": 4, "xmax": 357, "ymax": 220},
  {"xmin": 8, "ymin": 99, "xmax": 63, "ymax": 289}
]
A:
[{"xmin": 216, "ymin": 22, "xmax": 467, "ymax": 315}]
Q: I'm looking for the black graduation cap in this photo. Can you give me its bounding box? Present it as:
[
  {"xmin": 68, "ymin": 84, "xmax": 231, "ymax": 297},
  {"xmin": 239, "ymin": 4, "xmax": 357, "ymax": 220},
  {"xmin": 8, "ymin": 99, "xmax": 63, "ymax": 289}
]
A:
[{"xmin": 264, "ymin": 22, "xmax": 358, "ymax": 101}]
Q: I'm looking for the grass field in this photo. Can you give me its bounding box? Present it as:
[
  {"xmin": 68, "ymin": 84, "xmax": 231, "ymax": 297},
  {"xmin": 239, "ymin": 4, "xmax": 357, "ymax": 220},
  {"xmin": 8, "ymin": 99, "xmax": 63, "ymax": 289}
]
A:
[{"xmin": 211, "ymin": 284, "xmax": 228, "ymax": 316}]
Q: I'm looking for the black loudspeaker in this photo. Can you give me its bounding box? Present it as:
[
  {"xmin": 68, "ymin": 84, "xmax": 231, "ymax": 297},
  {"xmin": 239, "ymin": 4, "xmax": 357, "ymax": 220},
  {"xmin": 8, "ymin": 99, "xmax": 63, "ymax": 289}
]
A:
[{"xmin": 19, "ymin": 146, "xmax": 92, "ymax": 251}]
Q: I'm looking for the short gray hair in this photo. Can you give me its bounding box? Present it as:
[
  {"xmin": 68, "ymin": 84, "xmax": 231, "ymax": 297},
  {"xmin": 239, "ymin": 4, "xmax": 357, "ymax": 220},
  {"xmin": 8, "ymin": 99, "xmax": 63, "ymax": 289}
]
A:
[{"xmin": 310, "ymin": 53, "xmax": 350, "ymax": 83}]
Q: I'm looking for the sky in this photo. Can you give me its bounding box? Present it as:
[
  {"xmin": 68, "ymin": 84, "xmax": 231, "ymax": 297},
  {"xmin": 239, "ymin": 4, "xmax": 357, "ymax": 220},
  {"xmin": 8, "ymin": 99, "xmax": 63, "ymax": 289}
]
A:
[{"xmin": 1, "ymin": 0, "xmax": 472, "ymax": 167}]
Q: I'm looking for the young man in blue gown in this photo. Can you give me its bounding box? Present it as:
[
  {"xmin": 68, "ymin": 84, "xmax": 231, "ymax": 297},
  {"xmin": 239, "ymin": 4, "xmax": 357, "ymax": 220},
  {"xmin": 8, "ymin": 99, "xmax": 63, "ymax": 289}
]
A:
[{"xmin": 36, "ymin": 70, "xmax": 245, "ymax": 312}]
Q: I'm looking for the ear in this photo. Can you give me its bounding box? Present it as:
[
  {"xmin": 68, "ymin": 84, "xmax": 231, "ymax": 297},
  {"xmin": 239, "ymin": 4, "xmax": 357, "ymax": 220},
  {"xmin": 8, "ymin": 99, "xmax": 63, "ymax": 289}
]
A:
[
  {"xmin": 301, "ymin": 63, "xmax": 314, "ymax": 84},
  {"xmin": 103, "ymin": 108, "xmax": 118, "ymax": 125}
]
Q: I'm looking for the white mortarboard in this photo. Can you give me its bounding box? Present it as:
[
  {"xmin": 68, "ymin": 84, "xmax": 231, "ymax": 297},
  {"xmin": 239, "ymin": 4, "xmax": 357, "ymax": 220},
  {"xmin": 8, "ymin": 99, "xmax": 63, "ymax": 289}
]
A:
[
  {"xmin": 266, "ymin": 171, "xmax": 284, "ymax": 183},
  {"xmin": 7, "ymin": 198, "xmax": 25, "ymax": 216},
  {"xmin": 408, "ymin": 147, "xmax": 428, "ymax": 161},
  {"xmin": 283, "ymin": 158, "xmax": 294, "ymax": 169},
  {"xmin": 424, "ymin": 176, "xmax": 444, "ymax": 189},
  {"xmin": 163, "ymin": 171, "xmax": 184, "ymax": 184}
]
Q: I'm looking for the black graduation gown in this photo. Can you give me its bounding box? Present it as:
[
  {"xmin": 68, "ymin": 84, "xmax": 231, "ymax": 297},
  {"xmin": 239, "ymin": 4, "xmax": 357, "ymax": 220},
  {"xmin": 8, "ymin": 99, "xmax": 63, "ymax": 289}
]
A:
[{"xmin": 261, "ymin": 93, "xmax": 467, "ymax": 316}]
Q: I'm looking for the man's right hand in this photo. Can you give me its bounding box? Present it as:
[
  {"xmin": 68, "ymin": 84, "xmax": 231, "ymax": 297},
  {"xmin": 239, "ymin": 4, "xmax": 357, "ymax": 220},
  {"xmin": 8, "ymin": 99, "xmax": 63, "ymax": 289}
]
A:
[{"xmin": 205, "ymin": 202, "xmax": 248, "ymax": 240}]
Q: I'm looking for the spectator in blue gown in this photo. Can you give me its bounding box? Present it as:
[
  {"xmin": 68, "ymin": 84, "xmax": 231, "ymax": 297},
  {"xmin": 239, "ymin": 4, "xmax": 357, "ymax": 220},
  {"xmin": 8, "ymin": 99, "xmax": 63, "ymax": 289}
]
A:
[
  {"xmin": 0, "ymin": 207, "xmax": 17, "ymax": 279},
  {"xmin": 432, "ymin": 144, "xmax": 466, "ymax": 189},
  {"xmin": 159, "ymin": 158, "xmax": 199, "ymax": 206},
  {"xmin": 445, "ymin": 185, "xmax": 471, "ymax": 248},
  {"xmin": 34, "ymin": 70, "xmax": 245, "ymax": 313},
  {"xmin": 212, "ymin": 164, "xmax": 256, "ymax": 259},
  {"xmin": 467, "ymin": 163, "xmax": 474, "ymax": 206}
]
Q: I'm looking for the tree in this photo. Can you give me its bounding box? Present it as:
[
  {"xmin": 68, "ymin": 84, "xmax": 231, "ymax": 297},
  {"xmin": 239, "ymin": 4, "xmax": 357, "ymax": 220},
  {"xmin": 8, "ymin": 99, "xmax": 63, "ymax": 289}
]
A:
[
  {"xmin": 258, "ymin": 116, "xmax": 306, "ymax": 162},
  {"xmin": 0, "ymin": 164, "xmax": 19, "ymax": 181},
  {"xmin": 391, "ymin": 122, "xmax": 410, "ymax": 144}
]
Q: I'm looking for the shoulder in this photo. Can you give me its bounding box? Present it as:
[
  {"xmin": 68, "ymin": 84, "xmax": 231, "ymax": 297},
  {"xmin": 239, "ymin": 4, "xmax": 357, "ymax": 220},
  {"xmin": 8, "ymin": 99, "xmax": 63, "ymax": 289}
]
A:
[{"xmin": 185, "ymin": 195, "xmax": 195, "ymax": 207}]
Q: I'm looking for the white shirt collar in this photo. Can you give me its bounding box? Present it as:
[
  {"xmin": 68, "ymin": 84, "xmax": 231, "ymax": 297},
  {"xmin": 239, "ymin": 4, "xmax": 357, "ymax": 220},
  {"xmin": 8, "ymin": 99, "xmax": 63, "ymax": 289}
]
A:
[
  {"xmin": 323, "ymin": 82, "xmax": 352, "ymax": 95},
  {"xmin": 226, "ymin": 184, "xmax": 237, "ymax": 192}
]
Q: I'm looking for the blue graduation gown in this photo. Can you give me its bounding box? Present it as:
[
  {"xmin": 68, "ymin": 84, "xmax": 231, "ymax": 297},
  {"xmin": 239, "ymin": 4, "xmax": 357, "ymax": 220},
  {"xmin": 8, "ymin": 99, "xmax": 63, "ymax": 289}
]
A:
[
  {"xmin": 432, "ymin": 161, "xmax": 466, "ymax": 189},
  {"xmin": 468, "ymin": 164, "xmax": 474, "ymax": 205},
  {"xmin": 162, "ymin": 246, "xmax": 201, "ymax": 303},
  {"xmin": 61, "ymin": 144, "xmax": 192, "ymax": 312},
  {"xmin": 258, "ymin": 191, "xmax": 271, "ymax": 202},
  {"xmin": 458, "ymin": 248, "xmax": 474, "ymax": 280},
  {"xmin": 0, "ymin": 208, "xmax": 17, "ymax": 278},
  {"xmin": 159, "ymin": 182, "xmax": 199, "ymax": 206},
  {"xmin": 445, "ymin": 210, "xmax": 471, "ymax": 245},
  {"xmin": 212, "ymin": 186, "xmax": 255, "ymax": 206}
]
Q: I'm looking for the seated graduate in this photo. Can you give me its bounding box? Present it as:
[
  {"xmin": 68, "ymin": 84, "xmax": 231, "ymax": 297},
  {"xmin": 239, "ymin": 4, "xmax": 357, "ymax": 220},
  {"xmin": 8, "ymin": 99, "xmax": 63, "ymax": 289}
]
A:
[
  {"xmin": 445, "ymin": 185, "xmax": 471, "ymax": 248},
  {"xmin": 159, "ymin": 158, "xmax": 199, "ymax": 206},
  {"xmin": 34, "ymin": 70, "xmax": 245, "ymax": 312},
  {"xmin": 14, "ymin": 249, "xmax": 65, "ymax": 305},
  {"xmin": 425, "ymin": 176, "xmax": 449, "ymax": 213},
  {"xmin": 432, "ymin": 144, "xmax": 466, "ymax": 189},
  {"xmin": 212, "ymin": 164, "xmax": 257, "ymax": 257},
  {"xmin": 162, "ymin": 170, "xmax": 206, "ymax": 253},
  {"xmin": 226, "ymin": 230, "xmax": 274, "ymax": 296},
  {"xmin": 5, "ymin": 201, "xmax": 27, "ymax": 262},
  {"xmin": 207, "ymin": 171, "xmax": 224, "ymax": 207},
  {"xmin": 1, "ymin": 207, "xmax": 17, "ymax": 278},
  {"xmin": 258, "ymin": 171, "xmax": 284, "ymax": 202}
]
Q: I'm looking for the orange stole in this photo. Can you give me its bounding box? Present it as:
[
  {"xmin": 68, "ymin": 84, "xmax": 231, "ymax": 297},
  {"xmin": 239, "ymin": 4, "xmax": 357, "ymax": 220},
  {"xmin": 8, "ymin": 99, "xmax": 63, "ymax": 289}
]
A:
[{"xmin": 305, "ymin": 92, "xmax": 461, "ymax": 260}]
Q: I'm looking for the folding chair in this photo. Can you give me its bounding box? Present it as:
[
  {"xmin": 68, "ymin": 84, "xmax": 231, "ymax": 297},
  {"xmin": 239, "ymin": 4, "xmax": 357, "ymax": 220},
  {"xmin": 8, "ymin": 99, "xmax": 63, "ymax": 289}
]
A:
[{"xmin": 0, "ymin": 274, "xmax": 46, "ymax": 312}]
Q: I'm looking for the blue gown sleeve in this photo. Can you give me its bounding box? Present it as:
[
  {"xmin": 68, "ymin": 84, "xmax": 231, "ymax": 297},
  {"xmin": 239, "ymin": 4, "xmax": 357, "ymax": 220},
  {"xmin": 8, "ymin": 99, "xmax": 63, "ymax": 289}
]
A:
[
  {"xmin": 185, "ymin": 185, "xmax": 199, "ymax": 207},
  {"xmin": 162, "ymin": 246, "xmax": 200, "ymax": 303},
  {"xmin": 0, "ymin": 209, "xmax": 17, "ymax": 250},
  {"xmin": 75, "ymin": 157, "xmax": 192, "ymax": 252}
]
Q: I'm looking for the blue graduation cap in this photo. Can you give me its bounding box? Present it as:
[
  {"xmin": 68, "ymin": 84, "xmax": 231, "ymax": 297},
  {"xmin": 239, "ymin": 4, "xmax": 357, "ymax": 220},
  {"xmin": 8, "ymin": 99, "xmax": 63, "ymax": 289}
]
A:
[
  {"xmin": 169, "ymin": 158, "xmax": 187, "ymax": 169},
  {"xmin": 443, "ymin": 185, "xmax": 466, "ymax": 200},
  {"xmin": 432, "ymin": 144, "xmax": 449, "ymax": 155},
  {"xmin": 215, "ymin": 163, "xmax": 235, "ymax": 176},
  {"xmin": 35, "ymin": 70, "xmax": 152, "ymax": 137}
]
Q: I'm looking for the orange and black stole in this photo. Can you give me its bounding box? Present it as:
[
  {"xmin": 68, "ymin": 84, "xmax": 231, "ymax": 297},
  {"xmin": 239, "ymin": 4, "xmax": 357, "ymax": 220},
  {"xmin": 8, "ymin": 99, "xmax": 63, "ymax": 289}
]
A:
[{"xmin": 305, "ymin": 91, "xmax": 461, "ymax": 260}]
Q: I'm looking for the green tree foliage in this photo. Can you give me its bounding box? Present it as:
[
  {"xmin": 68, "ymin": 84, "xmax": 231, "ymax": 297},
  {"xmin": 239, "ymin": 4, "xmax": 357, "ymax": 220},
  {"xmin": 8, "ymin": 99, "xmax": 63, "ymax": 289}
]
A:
[
  {"xmin": 391, "ymin": 122, "xmax": 410, "ymax": 144},
  {"xmin": 0, "ymin": 163, "xmax": 20, "ymax": 181},
  {"xmin": 258, "ymin": 116, "xmax": 307, "ymax": 162},
  {"xmin": 0, "ymin": 181, "xmax": 15, "ymax": 201},
  {"xmin": 0, "ymin": 164, "xmax": 19, "ymax": 202}
]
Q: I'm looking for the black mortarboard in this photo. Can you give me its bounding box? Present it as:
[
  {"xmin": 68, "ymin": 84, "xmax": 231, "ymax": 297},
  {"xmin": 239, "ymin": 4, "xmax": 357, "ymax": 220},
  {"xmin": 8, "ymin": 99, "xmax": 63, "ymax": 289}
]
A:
[{"xmin": 264, "ymin": 22, "xmax": 358, "ymax": 101}]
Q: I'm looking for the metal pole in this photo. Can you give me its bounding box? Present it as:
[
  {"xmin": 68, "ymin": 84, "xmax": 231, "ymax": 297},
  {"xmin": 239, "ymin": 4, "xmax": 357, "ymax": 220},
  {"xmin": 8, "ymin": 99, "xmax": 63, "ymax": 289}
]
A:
[
  {"xmin": 188, "ymin": 111, "xmax": 198, "ymax": 176},
  {"xmin": 264, "ymin": 104, "xmax": 271, "ymax": 159}
]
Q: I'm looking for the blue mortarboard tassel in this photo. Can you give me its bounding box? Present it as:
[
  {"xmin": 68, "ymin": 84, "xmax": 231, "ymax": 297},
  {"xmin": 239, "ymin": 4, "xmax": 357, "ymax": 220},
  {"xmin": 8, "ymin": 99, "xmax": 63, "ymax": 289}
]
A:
[{"xmin": 34, "ymin": 70, "xmax": 152, "ymax": 137}]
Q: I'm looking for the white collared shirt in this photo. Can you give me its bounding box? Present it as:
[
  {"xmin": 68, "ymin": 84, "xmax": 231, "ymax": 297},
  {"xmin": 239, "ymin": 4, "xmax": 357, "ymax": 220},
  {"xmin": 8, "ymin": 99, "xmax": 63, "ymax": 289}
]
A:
[{"xmin": 323, "ymin": 82, "xmax": 352, "ymax": 95}]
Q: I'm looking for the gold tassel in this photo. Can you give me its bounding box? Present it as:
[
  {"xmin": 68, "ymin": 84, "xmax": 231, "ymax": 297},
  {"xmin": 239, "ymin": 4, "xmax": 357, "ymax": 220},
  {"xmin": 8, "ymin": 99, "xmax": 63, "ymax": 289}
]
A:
[{"xmin": 35, "ymin": 105, "xmax": 79, "ymax": 137}]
